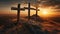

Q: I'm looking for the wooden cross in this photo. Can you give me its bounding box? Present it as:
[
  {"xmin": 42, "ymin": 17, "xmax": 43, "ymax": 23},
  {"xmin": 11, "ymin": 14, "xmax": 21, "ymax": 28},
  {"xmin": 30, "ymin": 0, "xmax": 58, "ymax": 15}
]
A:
[
  {"xmin": 24, "ymin": 3, "xmax": 39, "ymax": 21},
  {"xmin": 36, "ymin": 6, "xmax": 39, "ymax": 21},
  {"xmin": 11, "ymin": 4, "xmax": 25, "ymax": 23},
  {"xmin": 24, "ymin": 3, "xmax": 38, "ymax": 20}
]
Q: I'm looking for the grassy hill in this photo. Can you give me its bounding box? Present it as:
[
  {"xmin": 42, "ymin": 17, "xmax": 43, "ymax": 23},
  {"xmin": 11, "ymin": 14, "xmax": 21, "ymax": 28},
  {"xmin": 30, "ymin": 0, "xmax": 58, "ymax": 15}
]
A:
[{"xmin": 0, "ymin": 14, "xmax": 60, "ymax": 34}]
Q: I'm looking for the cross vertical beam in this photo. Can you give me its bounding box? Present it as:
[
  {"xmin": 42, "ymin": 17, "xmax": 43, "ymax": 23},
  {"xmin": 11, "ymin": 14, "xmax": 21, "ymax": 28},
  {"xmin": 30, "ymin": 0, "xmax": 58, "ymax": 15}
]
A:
[
  {"xmin": 28, "ymin": 3, "xmax": 30, "ymax": 20},
  {"xmin": 36, "ymin": 6, "xmax": 38, "ymax": 21},
  {"xmin": 17, "ymin": 4, "xmax": 20, "ymax": 23}
]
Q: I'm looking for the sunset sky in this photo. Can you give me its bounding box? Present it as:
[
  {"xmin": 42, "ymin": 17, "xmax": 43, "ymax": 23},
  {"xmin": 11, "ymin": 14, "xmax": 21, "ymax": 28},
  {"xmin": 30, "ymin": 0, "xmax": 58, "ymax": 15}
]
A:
[{"xmin": 0, "ymin": 0, "xmax": 60, "ymax": 17}]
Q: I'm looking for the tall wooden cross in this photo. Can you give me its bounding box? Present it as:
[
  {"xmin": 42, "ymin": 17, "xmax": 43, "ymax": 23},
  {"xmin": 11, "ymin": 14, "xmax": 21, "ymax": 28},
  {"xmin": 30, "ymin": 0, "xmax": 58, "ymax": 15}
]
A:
[
  {"xmin": 11, "ymin": 4, "xmax": 25, "ymax": 23},
  {"xmin": 24, "ymin": 3, "xmax": 38, "ymax": 21}
]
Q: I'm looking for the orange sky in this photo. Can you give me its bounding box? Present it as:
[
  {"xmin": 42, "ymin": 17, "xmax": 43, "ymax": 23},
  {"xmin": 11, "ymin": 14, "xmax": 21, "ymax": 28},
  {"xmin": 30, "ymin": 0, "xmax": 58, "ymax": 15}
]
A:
[{"xmin": 0, "ymin": 3, "xmax": 60, "ymax": 18}]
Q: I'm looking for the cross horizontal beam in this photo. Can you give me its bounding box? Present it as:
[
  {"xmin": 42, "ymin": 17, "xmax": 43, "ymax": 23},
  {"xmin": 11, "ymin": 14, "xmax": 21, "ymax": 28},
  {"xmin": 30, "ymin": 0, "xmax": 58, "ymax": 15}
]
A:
[
  {"xmin": 24, "ymin": 7, "xmax": 39, "ymax": 11},
  {"xmin": 11, "ymin": 7, "xmax": 25, "ymax": 11}
]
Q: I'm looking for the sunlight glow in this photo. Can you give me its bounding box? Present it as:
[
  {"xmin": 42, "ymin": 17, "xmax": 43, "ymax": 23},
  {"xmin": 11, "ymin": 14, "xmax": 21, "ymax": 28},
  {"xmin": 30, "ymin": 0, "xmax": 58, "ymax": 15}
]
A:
[
  {"xmin": 38, "ymin": 8, "xmax": 54, "ymax": 17},
  {"xmin": 40, "ymin": 8, "xmax": 51, "ymax": 15},
  {"xmin": 41, "ymin": 9, "xmax": 48, "ymax": 15}
]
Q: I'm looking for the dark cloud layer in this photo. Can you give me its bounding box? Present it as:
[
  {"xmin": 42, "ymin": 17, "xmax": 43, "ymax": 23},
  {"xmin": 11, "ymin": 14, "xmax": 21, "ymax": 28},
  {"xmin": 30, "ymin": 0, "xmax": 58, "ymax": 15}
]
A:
[
  {"xmin": 0, "ymin": 0, "xmax": 60, "ymax": 9},
  {"xmin": 42, "ymin": 0, "xmax": 60, "ymax": 9},
  {"xmin": 44, "ymin": 0, "xmax": 60, "ymax": 6},
  {"xmin": 0, "ymin": 0, "xmax": 60, "ymax": 5}
]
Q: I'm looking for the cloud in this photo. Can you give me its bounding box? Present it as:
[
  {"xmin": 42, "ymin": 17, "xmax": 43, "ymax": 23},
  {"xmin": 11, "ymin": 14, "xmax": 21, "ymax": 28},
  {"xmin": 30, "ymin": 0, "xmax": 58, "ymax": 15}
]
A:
[
  {"xmin": 0, "ymin": 0, "xmax": 60, "ymax": 5},
  {"xmin": 23, "ymin": 0, "xmax": 60, "ymax": 8},
  {"xmin": 0, "ymin": 0, "xmax": 60, "ymax": 9},
  {"xmin": 38, "ymin": 0, "xmax": 60, "ymax": 9},
  {"xmin": 46, "ymin": 0, "xmax": 60, "ymax": 6}
]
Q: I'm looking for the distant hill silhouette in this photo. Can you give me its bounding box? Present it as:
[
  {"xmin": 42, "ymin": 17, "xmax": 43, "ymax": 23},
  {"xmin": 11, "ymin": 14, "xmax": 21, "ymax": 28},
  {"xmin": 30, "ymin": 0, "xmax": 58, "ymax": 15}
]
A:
[{"xmin": 25, "ymin": 14, "xmax": 44, "ymax": 22}]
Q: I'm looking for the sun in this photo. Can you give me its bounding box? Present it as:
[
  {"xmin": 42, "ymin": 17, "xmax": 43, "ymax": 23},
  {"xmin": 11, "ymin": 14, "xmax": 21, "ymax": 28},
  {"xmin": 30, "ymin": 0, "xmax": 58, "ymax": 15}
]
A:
[
  {"xmin": 39, "ymin": 8, "xmax": 50, "ymax": 16},
  {"xmin": 42, "ymin": 10, "xmax": 48, "ymax": 15}
]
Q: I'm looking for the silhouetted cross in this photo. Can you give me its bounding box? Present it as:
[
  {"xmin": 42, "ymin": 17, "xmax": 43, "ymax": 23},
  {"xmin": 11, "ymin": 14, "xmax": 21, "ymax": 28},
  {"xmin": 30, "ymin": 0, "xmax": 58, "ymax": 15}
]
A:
[
  {"xmin": 11, "ymin": 4, "xmax": 25, "ymax": 23},
  {"xmin": 36, "ymin": 6, "xmax": 39, "ymax": 21},
  {"xmin": 24, "ymin": 3, "xmax": 39, "ymax": 20}
]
